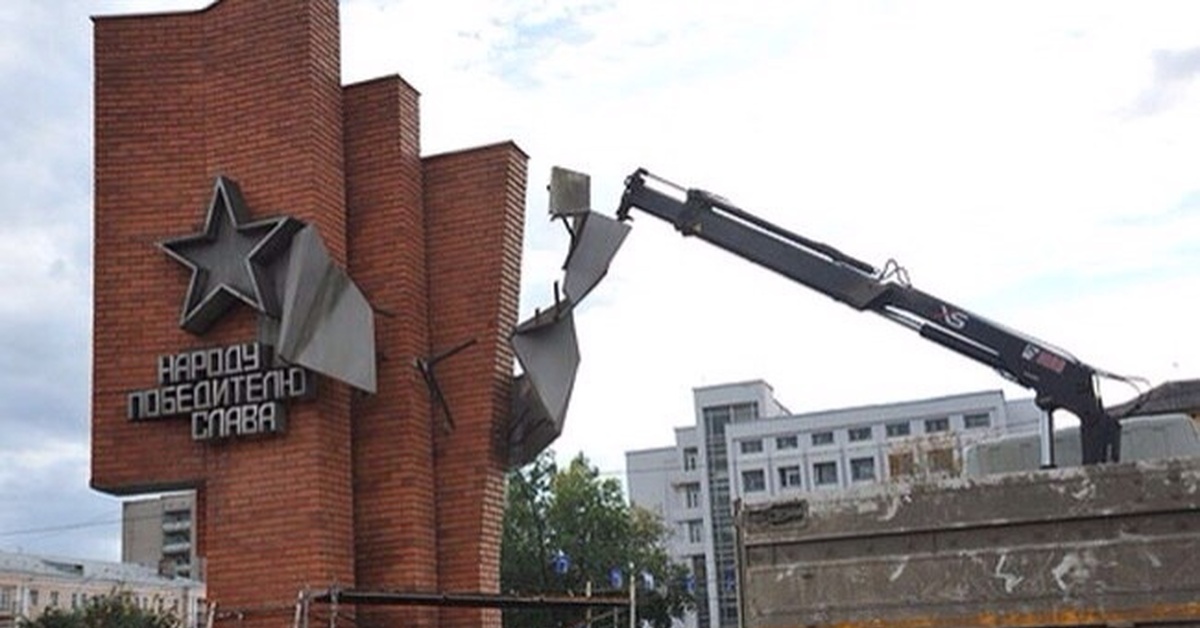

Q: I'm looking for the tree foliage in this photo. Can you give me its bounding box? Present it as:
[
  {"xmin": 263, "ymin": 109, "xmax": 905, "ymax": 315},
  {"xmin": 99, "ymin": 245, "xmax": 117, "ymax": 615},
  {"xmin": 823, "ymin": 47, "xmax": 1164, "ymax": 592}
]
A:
[
  {"xmin": 19, "ymin": 592, "xmax": 180, "ymax": 628},
  {"xmin": 502, "ymin": 452, "xmax": 693, "ymax": 628}
]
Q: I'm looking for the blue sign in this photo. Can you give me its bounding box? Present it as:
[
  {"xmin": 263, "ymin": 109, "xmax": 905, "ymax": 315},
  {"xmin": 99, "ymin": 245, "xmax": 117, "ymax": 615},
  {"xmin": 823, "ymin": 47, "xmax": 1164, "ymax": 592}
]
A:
[
  {"xmin": 609, "ymin": 567, "xmax": 624, "ymax": 589},
  {"xmin": 552, "ymin": 551, "xmax": 571, "ymax": 575}
]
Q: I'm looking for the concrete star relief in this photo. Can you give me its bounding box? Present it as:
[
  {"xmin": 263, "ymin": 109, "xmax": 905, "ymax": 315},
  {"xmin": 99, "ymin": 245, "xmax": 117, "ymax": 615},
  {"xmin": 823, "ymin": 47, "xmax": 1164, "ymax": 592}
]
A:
[{"xmin": 161, "ymin": 176, "xmax": 302, "ymax": 334}]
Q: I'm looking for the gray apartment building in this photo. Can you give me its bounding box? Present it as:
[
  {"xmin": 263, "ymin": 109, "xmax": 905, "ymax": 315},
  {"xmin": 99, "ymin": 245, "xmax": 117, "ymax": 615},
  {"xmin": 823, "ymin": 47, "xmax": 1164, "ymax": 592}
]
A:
[{"xmin": 122, "ymin": 493, "xmax": 199, "ymax": 580}]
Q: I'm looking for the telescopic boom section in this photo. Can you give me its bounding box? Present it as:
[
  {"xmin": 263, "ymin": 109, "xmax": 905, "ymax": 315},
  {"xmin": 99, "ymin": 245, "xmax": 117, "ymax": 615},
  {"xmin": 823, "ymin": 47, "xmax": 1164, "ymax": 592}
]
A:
[{"xmin": 616, "ymin": 168, "xmax": 1121, "ymax": 465}]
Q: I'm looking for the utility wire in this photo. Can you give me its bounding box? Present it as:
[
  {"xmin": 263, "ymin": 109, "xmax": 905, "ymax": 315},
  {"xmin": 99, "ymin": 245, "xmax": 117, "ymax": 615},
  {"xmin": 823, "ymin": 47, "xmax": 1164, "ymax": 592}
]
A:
[{"xmin": 0, "ymin": 508, "xmax": 186, "ymax": 538}]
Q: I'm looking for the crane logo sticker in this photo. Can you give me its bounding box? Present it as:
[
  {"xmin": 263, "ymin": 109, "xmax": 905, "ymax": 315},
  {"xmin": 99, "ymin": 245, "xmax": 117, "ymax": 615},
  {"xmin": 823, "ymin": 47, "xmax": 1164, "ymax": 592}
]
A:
[{"xmin": 935, "ymin": 305, "xmax": 969, "ymax": 330}]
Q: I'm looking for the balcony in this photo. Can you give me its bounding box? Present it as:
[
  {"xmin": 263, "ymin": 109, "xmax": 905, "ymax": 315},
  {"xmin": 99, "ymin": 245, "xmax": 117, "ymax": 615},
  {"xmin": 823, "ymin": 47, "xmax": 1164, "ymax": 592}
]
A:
[
  {"xmin": 161, "ymin": 519, "xmax": 191, "ymax": 533},
  {"xmin": 162, "ymin": 541, "xmax": 192, "ymax": 555}
]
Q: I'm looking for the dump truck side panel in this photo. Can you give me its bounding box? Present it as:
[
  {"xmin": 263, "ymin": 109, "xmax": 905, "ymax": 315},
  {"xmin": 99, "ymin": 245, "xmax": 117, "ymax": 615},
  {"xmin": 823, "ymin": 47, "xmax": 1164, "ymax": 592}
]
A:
[{"xmin": 738, "ymin": 459, "xmax": 1200, "ymax": 627}]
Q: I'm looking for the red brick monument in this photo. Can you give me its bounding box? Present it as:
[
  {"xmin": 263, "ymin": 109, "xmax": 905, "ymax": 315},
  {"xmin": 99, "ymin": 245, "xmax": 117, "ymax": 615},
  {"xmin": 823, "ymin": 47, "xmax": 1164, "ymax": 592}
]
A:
[{"xmin": 91, "ymin": 1, "xmax": 527, "ymax": 626}]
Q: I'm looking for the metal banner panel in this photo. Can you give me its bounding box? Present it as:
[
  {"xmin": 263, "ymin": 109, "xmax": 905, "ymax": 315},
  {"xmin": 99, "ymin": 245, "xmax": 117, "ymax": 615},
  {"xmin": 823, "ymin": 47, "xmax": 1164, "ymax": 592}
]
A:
[
  {"xmin": 549, "ymin": 166, "xmax": 591, "ymax": 218},
  {"xmin": 506, "ymin": 169, "xmax": 631, "ymax": 467},
  {"xmin": 508, "ymin": 310, "xmax": 579, "ymax": 466},
  {"xmin": 276, "ymin": 226, "xmax": 377, "ymax": 393},
  {"xmin": 562, "ymin": 211, "xmax": 631, "ymax": 305}
]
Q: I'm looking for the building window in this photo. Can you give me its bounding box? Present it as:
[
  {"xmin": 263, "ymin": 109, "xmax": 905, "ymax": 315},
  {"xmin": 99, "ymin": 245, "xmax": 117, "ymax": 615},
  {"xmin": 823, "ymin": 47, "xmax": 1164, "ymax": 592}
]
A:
[
  {"xmin": 924, "ymin": 417, "xmax": 950, "ymax": 433},
  {"xmin": 888, "ymin": 451, "xmax": 916, "ymax": 477},
  {"xmin": 811, "ymin": 431, "xmax": 834, "ymax": 446},
  {"xmin": 848, "ymin": 426, "xmax": 873, "ymax": 442},
  {"xmin": 885, "ymin": 421, "xmax": 911, "ymax": 438},
  {"xmin": 732, "ymin": 402, "xmax": 759, "ymax": 422},
  {"xmin": 742, "ymin": 469, "xmax": 766, "ymax": 492},
  {"xmin": 813, "ymin": 461, "xmax": 838, "ymax": 486},
  {"xmin": 964, "ymin": 413, "xmax": 991, "ymax": 429},
  {"xmin": 687, "ymin": 519, "xmax": 704, "ymax": 544},
  {"xmin": 928, "ymin": 448, "xmax": 957, "ymax": 473},
  {"xmin": 0, "ymin": 586, "xmax": 15, "ymax": 613},
  {"xmin": 50, "ymin": 591, "xmax": 59, "ymax": 608},
  {"xmin": 776, "ymin": 434, "xmax": 798, "ymax": 450},
  {"xmin": 739, "ymin": 439, "xmax": 763, "ymax": 454},
  {"xmin": 778, "ymin": 465, "xmax": 802, "ymax": 489},
  {"xmin": 684, "ymin": 483, "xmax": 701, "ymax": 509},
  {"xmin": 850, "ymin": 457, "xmax": 876, "ymax": 482},
  {"xmin": 683, "ymin": 447, "xmax": 698, "ymax": 471},
  {"xmin": 29, "ymin": 589, "xmax": 39, "ymax": 609}
]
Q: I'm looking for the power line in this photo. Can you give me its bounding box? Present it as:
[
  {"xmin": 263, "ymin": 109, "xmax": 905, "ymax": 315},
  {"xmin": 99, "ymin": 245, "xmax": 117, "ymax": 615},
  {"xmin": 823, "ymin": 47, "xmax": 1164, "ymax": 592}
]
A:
[
  {"xmin": 0, "ymin": 507, "xmax": 181, "ymax": 539},
  {"xmin": 0, "ymin": 465, "xmax": 694, "ymax": 541},
  {"xmin": 0, "ymin": 518, "xmax": 123, "ymax": 537}
]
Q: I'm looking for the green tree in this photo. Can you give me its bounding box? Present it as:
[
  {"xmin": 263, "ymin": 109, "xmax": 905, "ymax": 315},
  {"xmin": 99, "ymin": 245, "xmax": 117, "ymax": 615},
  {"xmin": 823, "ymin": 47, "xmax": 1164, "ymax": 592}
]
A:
[
  {"xmin": 19, "ymin": 592, "xmax": 180, "ymax": 628},
  {"xmin": 502, "ymin": 452, "xmax": 693, "ymax": 628}
]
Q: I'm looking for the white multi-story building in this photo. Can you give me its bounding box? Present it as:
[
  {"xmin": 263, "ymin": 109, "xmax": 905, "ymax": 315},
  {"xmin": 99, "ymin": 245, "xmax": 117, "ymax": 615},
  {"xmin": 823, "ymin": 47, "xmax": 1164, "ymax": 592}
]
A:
[
  {"xmin": 626, "ymin": 380, "xmax": 1043, "ymax": 628},
  {"xmin": 0, "ymin": 550, "xmax": 205, "ymax": 628}
]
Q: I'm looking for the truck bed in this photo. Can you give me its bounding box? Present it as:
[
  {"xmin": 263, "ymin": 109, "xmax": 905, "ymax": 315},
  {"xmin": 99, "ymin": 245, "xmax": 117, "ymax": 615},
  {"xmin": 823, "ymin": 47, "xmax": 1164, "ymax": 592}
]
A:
[{"xmin": 737, "ymin": 458, "xmax": 1200, "ymax": 627}]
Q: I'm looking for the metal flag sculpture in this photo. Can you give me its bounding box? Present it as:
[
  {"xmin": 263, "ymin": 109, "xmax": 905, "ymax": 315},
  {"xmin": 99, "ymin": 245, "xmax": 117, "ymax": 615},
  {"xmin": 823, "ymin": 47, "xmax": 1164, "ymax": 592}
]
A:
[{"xmin": 507, "ymin": 167, "xmax": 630, "ymax": 467}]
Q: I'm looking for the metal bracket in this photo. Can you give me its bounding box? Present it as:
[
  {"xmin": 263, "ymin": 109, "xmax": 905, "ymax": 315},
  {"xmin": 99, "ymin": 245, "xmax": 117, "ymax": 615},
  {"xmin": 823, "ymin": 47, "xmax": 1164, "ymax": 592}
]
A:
[{"xmin": 415, "ymin": 338, "xmax": 478, "ymax": 433}]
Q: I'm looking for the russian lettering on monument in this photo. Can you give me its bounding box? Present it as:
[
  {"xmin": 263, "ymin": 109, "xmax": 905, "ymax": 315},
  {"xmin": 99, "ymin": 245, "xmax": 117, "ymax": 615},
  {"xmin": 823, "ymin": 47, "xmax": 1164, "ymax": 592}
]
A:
[{"xmin": 127, "ymin": 342, "xmax": 313, "ymax": 441}]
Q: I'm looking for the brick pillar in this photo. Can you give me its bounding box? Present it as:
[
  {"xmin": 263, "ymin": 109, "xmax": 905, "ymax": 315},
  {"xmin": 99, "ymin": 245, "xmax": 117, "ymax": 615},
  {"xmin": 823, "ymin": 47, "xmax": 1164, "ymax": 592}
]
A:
[
  {"xmin": 344, "ymin": 76, "xmax": 439, "ymax": 628},
  {"xmin": 94, "ymin": 3, "xmax": 529, "ymax": 628},
  {"xmin": 92, "ymin": 1, "xmax": 354, "ymax": 625},
  {"xmin": 425, "ymin": 144, "xmax": 528, "ymax": 628}
]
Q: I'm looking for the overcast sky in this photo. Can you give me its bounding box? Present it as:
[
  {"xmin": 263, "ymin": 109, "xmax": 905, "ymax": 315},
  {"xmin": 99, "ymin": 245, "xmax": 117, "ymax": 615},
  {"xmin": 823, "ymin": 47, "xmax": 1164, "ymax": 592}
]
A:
[{"xmin": 1, "ymin": 0, "xmax": 1197, "ymax": 562}]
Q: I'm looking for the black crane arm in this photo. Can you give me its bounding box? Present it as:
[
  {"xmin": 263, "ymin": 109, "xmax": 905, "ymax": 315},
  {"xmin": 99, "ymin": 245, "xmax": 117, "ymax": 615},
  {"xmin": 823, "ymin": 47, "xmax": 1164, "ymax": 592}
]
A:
[{"xmin": 616, "ymin": 168, "xmax": 1121, "ymax": 464}]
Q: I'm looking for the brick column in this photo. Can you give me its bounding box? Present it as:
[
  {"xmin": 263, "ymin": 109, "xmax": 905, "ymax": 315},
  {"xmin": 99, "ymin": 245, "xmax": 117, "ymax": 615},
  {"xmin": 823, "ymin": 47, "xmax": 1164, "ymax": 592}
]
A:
[
  {"xmin": 93, "ymin": 1, "xmax": 354, "ymax": 625},
  {"xmin": 344, "ymin": 76, "xmax": 439, "ymax": 628},
  {"xmin": 425, "ymin": 144, "xmax": 528, "ymax": 628}
]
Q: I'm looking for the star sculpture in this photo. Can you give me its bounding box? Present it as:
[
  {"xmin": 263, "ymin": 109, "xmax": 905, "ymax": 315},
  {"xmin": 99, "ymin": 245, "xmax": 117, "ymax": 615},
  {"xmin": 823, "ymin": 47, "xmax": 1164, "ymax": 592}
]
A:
[{"xmin": 161, "ymin": 176, "xmax": 302, "ymax": 334}]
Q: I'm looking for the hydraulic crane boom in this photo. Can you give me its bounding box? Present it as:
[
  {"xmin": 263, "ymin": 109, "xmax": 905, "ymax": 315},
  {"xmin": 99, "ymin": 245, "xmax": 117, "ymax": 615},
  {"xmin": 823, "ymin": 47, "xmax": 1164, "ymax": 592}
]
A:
[{"xmin": 616, "ymin": 168, "xmax": 1122, "ymax": 465}]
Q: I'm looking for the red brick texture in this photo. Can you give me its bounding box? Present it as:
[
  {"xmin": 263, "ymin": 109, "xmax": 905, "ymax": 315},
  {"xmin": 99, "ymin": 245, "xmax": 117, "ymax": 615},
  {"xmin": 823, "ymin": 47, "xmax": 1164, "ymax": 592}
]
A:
[
  {"xmin": 92, "ymin": 1, "xmax": 527, "ymax": 627},
  {"xmin": 343, "ymin": 76, "xmax": 438, "ymax": 628},
  {"xmin": 426, "ymin": 144, "xmax": 527, "ymax": 628}
]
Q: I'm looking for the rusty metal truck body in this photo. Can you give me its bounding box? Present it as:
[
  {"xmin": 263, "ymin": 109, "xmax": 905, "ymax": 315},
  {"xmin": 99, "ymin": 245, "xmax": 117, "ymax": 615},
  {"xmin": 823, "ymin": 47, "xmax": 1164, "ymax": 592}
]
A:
[{"xmin": 737, "ymin": 458, "xmax": 1200, "ymax": 627}]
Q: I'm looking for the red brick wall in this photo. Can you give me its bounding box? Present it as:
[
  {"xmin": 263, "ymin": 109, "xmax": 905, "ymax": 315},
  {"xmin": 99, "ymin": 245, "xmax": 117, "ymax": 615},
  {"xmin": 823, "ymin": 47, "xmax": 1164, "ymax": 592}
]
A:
[
  {"xmin": 93, "ymin": 1, "xmax": 528, "ymax": 627},
  {"xmin": 93, "ymin": 0, "xmax": 355, "ymax": 623},
  {"xmin": 425, "ymin": 144, "xmax": 528, "ymax": 628},
  {"xmin": 93, "ymin": 7, "xmax": 207, "ymax": 492},
  {"xmin": 343, "ymin": 76, "xmax": 439, "ymax": 628}
]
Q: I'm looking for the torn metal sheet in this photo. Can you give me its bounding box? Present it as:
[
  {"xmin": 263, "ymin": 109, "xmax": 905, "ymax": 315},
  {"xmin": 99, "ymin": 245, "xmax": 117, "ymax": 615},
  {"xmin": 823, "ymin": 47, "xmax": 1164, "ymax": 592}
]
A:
[
  {"xmin": 276, "ymin": 225, "xmax": 377, "ymax": 393},
  {"xmin": 548, "ymin": 166, "xmax": 591, "ymax": 218},
  {"xmin": 509, "ymin": 309, "xmax": 579, "ymax": 467},
  {"xmin": 562, "ymin": 211, "xmax": 631, "ymax": 305},
  {"xmin": 507, "ymin": 168, "xmax": 630, "ymax": 467}
]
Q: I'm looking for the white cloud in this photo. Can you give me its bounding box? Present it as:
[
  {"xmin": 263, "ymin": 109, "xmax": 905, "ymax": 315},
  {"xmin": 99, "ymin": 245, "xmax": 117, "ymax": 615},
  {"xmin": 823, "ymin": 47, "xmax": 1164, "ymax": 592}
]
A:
[
  {"xmin": 0, "ymin": 228, "xmax": 86, "ymax": 317},
  {"xmin": 0, "ymin": 439, "xmax": 87, "ymax": 487}
]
